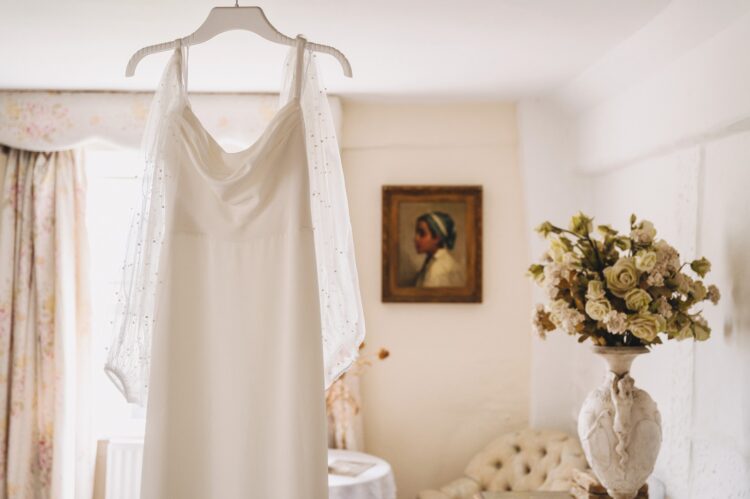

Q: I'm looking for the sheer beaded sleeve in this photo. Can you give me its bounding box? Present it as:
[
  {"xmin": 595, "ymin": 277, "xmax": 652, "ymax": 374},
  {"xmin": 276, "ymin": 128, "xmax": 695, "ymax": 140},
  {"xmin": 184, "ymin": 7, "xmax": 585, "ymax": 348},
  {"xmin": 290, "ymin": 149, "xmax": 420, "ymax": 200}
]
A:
[
  {"xmin": 104, "ymin": 48, "xmax": 183, "ymax": 407},
  {"xmin": 280, "ymin": 41, "xmax": 367, "ymax": 389},
  {"xmin": 104, "ymin": 40, "xmax": 365, "ymax": 407}
]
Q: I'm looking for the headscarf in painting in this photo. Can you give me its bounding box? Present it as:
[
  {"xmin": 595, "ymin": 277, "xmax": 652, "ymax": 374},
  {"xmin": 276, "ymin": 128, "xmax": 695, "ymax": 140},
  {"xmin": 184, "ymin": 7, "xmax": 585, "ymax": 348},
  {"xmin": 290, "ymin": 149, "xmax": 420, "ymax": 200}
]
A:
[{"xmin": 417, "ymin": 211, "xmax": 457, "ymax": 250}]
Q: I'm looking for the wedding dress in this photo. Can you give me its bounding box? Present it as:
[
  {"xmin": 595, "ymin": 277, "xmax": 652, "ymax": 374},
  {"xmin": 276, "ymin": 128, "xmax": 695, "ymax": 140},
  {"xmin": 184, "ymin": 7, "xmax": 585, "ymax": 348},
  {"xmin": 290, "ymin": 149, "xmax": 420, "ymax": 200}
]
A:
[{"xmin": 104, "ymin": 35, "xmax": 365, "ymax": 498}]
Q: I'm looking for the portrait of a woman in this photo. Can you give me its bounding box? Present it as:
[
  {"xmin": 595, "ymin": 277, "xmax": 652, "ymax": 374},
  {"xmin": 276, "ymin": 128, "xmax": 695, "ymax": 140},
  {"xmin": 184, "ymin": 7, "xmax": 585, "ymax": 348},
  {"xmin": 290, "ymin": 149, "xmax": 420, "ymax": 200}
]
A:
[
  {"xmin": 413, "ymin": 211, "xmax": 466, "ymax": 287},
  {"xmin": 382, "ymin": 185, "xmax": 481, "ymax": 302}
]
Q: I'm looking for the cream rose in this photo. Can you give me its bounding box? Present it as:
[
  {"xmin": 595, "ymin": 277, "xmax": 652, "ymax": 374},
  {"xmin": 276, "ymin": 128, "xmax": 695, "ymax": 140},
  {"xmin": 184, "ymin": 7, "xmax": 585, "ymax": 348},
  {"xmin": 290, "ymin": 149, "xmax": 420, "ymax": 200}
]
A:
[
  {"xmin": 634, "ymin": 250, "xmax": 657, "ymax": 273},
  {"xmin": 603, "ymin": 257, "xmax": 640, "ymax": 297},
  {"xmin": 585, "ymin": 298, "xmax": 612, "ymax": 321},
  {"xmin": 628, "ymin": 312, "xmax": 666, "ymax": 343},
  {"xmin": 624, "ymin": 288, "xmax": 652, "ymax": 311}
]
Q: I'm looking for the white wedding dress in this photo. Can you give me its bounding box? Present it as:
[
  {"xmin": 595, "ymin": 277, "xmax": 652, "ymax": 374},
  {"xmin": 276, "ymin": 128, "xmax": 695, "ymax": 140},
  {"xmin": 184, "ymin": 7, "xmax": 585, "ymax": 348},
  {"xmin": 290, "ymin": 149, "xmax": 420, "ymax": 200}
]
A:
[{"xmin": 104, "ymin": 36, "xmax": 365, "ymax": 499}]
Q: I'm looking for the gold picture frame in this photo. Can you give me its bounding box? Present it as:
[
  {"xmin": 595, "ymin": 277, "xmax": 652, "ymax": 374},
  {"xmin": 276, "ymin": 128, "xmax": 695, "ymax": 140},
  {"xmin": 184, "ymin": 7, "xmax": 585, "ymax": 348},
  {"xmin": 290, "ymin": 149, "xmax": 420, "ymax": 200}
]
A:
[{"xmin": 382, "ymin": 185, "xmax": 482, "ymax": 303}]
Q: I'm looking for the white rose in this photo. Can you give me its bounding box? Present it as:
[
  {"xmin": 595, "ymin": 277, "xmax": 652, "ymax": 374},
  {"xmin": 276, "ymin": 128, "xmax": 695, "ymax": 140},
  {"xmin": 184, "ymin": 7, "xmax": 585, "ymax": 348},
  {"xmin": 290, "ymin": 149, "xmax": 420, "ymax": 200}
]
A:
[
  {"xmin": 624, "ymin": 288, "xmax": 652, "ymax": 311},
  {"xmin": 585, "ymin": 299, "xmax": 612, "ymax": 321},
  {"xmin": 634, "ymin": 250, "xmax": 657, "ymax": 273},
  {"xmin": 628, "ymin": 312, "xmax": 666, "ymax": 343},
  {"xmin": 603, "ymin": 257, "xmax": 640, "ymax": 298}
]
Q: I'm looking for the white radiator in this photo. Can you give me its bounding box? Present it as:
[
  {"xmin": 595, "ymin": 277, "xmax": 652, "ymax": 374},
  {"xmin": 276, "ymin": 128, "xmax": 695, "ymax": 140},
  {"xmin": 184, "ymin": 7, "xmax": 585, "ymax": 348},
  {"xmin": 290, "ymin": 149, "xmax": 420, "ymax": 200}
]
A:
[{"xmin": 105, "ymin": 438, "xmax": 144, "ymax": 499}]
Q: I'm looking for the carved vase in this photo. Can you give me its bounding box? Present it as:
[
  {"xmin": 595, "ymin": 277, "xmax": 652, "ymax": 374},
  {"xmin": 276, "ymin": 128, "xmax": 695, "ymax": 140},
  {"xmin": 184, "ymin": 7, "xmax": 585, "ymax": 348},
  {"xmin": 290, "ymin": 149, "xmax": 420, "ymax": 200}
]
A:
[{"xmin": 577, "ymin": 346, "xmax": 662, "ymax": 499}]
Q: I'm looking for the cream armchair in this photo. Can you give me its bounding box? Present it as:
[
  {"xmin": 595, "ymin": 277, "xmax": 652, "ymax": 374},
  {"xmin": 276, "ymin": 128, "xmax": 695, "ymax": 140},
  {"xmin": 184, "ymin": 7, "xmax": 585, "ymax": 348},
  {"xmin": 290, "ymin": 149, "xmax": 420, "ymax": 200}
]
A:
[{"xmin": 418, "ymin": 429, "xmax": 588, "ymax": 499}]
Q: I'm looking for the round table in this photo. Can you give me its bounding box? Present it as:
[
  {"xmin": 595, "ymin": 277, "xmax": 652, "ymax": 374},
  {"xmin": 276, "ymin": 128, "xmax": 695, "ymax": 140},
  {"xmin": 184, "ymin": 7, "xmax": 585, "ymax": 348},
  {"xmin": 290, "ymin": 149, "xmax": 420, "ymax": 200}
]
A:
[{"xmin": 328, "ymin": 449, "xmax": 397, "ymax": 499}]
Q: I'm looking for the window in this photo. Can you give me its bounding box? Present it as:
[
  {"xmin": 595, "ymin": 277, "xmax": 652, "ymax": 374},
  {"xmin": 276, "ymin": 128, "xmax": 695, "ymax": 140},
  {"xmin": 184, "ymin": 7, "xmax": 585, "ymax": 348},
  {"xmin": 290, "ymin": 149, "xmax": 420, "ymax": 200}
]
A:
[{"xmin": 85, "ymin": 146, "xmax": 147, "ymax": 440}]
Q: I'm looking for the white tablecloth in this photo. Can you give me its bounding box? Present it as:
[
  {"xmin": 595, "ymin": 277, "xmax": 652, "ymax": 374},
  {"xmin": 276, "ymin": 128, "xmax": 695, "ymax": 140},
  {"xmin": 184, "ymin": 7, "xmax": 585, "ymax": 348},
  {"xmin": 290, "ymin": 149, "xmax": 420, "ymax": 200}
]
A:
[{"xmin": 328, "ymin": 449, "xmax": 397, "ymax": 499}]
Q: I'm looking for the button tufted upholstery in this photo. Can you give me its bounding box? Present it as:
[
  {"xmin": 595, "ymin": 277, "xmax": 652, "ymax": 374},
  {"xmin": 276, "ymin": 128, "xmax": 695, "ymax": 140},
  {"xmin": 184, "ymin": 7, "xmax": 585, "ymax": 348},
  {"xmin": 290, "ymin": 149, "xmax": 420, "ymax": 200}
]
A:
[{"xmin": 417, "ymin": 429, "xmax": 588, "ymax": 499}]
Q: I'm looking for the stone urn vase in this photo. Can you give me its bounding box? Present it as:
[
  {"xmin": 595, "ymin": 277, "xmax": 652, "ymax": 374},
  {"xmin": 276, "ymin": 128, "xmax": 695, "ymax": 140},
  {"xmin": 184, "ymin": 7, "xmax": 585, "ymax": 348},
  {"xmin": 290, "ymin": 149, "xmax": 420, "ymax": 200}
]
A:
[{"xmin": 577, "ymin": 346, "xmax": 662, "ymax": 499}]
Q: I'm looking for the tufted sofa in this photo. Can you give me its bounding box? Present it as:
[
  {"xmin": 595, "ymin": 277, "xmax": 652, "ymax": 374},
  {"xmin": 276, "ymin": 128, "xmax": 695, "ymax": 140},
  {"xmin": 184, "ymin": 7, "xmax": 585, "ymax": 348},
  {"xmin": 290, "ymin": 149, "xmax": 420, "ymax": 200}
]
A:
[{"xmin": 417, "ymin": 429, "xmax": 588, "ymax": 499}]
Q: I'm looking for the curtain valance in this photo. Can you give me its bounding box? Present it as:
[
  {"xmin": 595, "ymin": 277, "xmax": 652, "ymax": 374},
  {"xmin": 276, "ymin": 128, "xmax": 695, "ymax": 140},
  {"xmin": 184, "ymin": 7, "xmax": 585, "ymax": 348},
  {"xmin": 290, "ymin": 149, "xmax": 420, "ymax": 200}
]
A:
[{"xmin": 0, "ymin": 91, "xmax": 342, "ymax": 152}]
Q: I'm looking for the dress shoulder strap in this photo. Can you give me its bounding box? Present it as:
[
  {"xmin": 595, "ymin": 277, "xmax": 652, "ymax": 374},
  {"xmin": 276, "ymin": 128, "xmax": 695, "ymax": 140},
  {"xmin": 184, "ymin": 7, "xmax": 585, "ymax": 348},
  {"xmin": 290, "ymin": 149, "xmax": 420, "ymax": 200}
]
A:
[
  {"xmin": 290, "ymin": 35, "xmax": 307, "ymax": 100},
  {"xmin": 174, "ymin": 38, "xmax": 189, "ymax": 96}
]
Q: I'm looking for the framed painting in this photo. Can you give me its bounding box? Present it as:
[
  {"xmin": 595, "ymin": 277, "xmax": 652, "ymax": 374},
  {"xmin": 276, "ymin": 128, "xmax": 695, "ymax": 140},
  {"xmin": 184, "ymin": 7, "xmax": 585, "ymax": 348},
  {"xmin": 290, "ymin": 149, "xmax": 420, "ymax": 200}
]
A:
[{"xmin": 382, "ymin": 185, "xmax": 482, "ymax": 303}]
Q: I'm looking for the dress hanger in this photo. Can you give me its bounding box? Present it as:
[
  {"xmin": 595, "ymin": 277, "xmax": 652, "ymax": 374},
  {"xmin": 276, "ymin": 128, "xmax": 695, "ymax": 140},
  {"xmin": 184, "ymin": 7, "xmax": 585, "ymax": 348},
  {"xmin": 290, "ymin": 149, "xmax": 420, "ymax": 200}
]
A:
[{"xmin": 125, "ymin": 2, "xmax": 352, "ymax": 78}]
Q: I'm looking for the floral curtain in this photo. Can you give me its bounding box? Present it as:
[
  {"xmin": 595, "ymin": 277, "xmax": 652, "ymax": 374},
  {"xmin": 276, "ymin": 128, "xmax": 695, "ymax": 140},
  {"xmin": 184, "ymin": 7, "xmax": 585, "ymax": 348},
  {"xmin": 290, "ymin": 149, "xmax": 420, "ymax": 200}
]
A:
[{"xmin": 0, "ymin": 145, "xmax": 92, "ymax": 499}]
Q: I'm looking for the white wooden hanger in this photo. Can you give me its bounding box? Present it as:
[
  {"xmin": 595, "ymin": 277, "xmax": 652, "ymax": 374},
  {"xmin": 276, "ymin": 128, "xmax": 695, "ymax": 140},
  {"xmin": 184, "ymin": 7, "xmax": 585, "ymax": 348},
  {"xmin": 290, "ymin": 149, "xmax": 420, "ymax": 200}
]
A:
[{"xmin": 125, "ymin": 2, "xmax": 352, "ymax": 78}]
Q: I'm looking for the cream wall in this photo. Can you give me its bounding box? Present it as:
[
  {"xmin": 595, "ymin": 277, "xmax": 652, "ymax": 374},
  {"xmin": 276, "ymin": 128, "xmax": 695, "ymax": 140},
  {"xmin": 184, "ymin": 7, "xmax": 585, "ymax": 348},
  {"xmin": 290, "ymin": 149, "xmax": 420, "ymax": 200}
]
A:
[{"xmin": 340, "ymin": 101, "xmax": 531, "ymax": 499}]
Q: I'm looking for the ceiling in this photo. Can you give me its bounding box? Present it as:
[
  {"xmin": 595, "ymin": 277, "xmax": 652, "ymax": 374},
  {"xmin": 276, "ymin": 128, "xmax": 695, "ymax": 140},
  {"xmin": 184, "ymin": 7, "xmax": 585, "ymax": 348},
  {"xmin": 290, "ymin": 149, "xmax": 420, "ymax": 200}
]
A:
[{"xmin": 1, "ymin": 0, "xmax": 672, "ymax": 100}]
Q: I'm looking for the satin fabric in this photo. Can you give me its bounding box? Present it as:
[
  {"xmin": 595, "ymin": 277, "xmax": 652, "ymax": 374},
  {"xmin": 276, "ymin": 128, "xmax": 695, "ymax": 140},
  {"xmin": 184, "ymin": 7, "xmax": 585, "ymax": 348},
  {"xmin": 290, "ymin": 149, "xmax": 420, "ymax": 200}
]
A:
[{"xmin": 139, "ymin": 37, "xmax": 328, "ymax": 499}]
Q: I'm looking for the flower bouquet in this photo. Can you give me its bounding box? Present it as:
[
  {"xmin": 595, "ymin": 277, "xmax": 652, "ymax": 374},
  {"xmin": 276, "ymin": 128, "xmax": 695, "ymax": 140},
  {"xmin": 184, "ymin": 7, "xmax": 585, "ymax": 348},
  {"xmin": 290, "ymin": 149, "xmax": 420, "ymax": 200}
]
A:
[
  {"xmin": 325, "ymin": 343, "xmax": 389, "ymax": 450},
  {"xmin": 527, "ymin": 212, "xmax": 721, "ymax": 499},
  {"xmin": 528, "ymin": 212, "xmax": 719, "ymax": 346}
]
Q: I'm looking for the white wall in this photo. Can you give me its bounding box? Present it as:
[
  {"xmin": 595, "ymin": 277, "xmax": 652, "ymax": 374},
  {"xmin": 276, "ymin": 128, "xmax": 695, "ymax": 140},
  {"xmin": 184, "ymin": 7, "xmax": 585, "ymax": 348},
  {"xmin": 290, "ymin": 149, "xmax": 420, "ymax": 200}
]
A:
[
  {"xmin": 692, "ymin": 134, "xmax": 750, "ymax": 497},
  {"xmin": 517, "ymin": 100, "xmax": 595, "ymax": 432},
  {"xmin": 581, "ymin": 133, "xmax": 750, "ymax": 499},
  {"xmin": 520, "ymin": 5, "xmax": 750, "ymax": 497},
  {"xmin": 573, "ymin": 10, "xmax": 750, "ymax": 497},
  {"xmin": 572, "ymin": 6, "xmax": 750, "ymax": 173},
  {"xmin": 588, "ymin": 154, "xmax": 701, "ymax": 498},
  {"xmin": 341, "ymin": 101, "xmax": 531, "ymax": 499}
]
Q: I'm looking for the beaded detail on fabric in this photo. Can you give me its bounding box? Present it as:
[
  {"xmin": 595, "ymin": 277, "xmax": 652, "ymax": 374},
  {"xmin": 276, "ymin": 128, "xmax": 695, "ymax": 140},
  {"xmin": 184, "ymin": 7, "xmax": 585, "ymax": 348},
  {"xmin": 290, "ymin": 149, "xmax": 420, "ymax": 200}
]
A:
[{"xmin": 104, "ymin": 36, "xmax": 365, "ymax": 407}]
